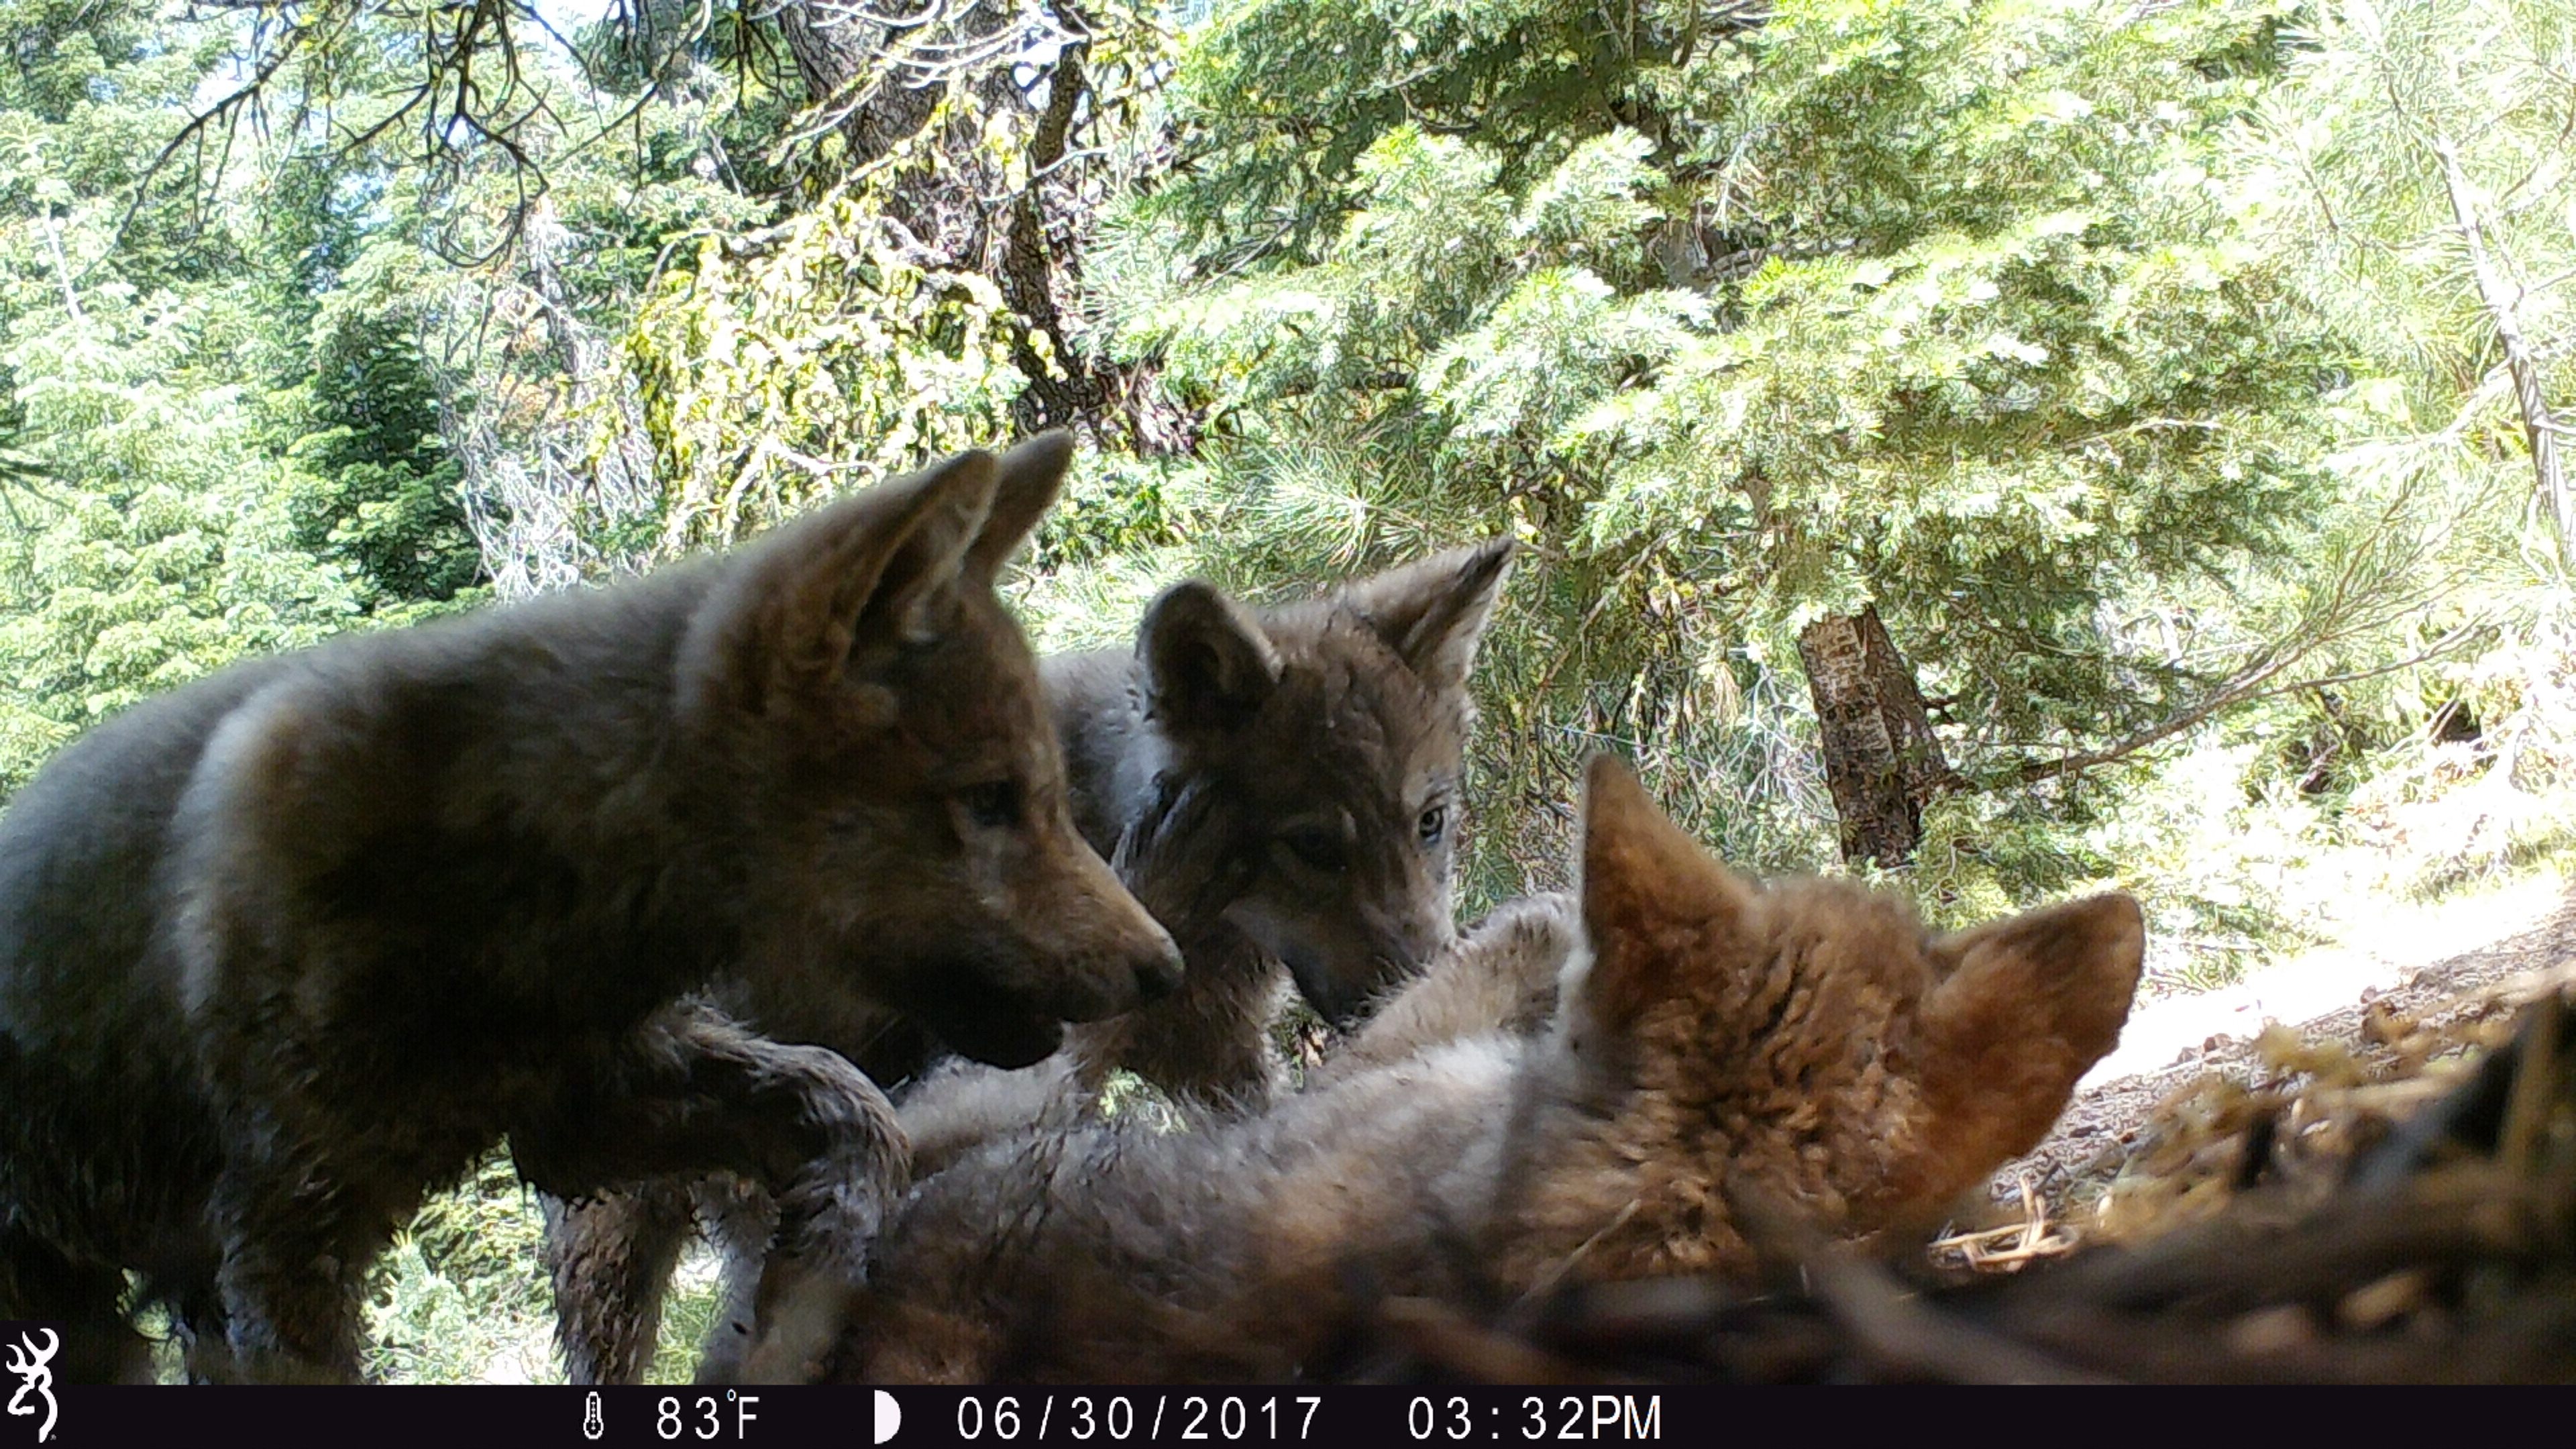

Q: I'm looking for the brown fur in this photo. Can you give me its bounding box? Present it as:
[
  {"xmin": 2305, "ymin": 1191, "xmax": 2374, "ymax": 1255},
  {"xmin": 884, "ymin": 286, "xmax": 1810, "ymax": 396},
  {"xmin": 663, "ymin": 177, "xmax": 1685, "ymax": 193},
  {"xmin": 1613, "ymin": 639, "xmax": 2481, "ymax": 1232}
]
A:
[
  {"xmin": 0, "ymin": 435, "xmax": 1179, "ymax": 1383},
  {"xmin": 549, "ymin": 542, "xmax": 1515, "ymax": 1383},
  {"xmin": 834, "ymin": 755, "xmax": 2144, "ymax": 1383}
]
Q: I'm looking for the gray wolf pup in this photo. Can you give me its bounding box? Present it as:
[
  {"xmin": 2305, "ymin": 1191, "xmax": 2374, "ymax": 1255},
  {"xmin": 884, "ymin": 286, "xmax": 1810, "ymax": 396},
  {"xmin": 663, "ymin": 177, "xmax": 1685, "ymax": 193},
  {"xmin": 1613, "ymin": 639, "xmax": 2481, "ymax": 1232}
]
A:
[
  {"xmin": 833, "ymin": 754, "xmax": 2144, "ymax": 1382},
  {"xmin": 0, "ymin": 434, "xmax": 1180, "ymax": 1383},
  {"xmin": 1049, "ymin": 535, "xmax": 1516, "ymax": 1106},
  {"xmin": 549, "ymin": 537, "xmax": 1516, "ymax": 1382}
]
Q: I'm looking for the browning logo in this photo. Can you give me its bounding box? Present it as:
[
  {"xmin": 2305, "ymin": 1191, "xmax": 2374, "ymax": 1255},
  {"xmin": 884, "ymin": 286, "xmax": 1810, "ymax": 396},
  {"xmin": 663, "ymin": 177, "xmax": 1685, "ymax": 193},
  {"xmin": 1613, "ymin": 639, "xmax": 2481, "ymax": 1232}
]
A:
[{"xmin": 2, "ymin": 1324, "xmax": 57, "ymax": 1444}]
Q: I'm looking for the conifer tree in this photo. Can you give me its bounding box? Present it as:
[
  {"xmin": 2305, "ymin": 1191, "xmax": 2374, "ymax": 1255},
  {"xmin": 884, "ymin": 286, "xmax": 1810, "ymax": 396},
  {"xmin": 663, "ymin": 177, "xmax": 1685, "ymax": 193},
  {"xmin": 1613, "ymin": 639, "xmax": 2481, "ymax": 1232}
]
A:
[{"xmin": 1076, "ymin": 0, "xmax": 2416, "ymax": 894}]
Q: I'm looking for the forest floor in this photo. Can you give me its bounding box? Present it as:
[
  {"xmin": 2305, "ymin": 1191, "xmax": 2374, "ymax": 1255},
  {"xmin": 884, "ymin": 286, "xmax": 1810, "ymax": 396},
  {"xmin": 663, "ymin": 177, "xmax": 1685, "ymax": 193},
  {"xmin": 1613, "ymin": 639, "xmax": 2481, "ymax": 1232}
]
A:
[{"xmin": 1986, "ymin": 861, "xmax": 2576, "ymax": 1229}]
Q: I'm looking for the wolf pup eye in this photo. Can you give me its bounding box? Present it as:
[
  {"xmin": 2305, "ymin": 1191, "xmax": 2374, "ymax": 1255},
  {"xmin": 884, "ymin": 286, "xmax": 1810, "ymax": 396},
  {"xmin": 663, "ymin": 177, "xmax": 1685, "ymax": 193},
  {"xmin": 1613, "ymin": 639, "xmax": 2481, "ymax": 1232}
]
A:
[
  {"xmin": 959, "ymin": 780, "xmax": 1023, "ymax": 830},
  {"xmin": 1417, "ymin": 803, "xmax": 1448, "ymax": 847},
  {"xmin": 1277, "ymin": 824, "xmax": 1348, "ymax": 873}
]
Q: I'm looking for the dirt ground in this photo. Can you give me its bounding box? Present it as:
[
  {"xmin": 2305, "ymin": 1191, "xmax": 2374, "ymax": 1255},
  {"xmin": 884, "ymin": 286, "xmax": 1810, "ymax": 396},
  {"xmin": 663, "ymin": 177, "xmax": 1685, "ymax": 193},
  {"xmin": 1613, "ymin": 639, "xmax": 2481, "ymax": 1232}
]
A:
[{"xmin": 1988, "ymin": 874, "xmax": 2576, "ymax": 1216}]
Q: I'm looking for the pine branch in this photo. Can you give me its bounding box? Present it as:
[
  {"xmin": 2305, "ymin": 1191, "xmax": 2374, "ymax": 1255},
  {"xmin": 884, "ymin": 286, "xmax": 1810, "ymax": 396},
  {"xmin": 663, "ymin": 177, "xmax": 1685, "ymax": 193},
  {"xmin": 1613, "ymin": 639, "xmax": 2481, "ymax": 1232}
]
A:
[
  {"xmin": 1985, "ymin": 616, "xmax": 2489, "ymax": 792},
  {"xmin": 2430, "ymin": 131, "xmax": 2571, "ymax": 569}
]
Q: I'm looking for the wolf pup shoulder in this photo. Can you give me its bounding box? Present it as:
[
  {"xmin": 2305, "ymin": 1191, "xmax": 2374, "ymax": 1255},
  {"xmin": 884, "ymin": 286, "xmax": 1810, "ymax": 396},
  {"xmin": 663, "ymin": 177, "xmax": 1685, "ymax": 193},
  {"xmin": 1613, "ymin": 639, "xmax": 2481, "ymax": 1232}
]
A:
[
  {"xmin": 839, "ymin": 755, "xmax": 2143, "ymax": 1383},
  {"xmin": 0, "ymin": 434, "xmax": 1179, "ymax": 1383}
]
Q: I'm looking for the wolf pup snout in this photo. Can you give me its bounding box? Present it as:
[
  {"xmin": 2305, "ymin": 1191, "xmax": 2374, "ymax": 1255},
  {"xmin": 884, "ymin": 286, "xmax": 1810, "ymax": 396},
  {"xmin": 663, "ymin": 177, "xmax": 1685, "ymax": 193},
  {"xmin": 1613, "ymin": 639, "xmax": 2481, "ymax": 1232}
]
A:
[
  {"xmin": 1014, "ymin": 832, "xmax": 1187, "ymax": 1022},
  {"xmin": 1132, "ymin": 943, "xmax": 1186, "ymax": 1003}
]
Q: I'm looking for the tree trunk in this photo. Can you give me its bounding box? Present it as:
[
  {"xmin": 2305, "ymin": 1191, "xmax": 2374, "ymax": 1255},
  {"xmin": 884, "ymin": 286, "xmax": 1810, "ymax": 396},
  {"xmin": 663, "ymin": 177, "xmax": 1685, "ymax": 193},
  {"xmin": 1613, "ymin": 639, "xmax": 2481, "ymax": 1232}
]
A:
[
  {"xmin": 998, "ymin": 34, "xmax": 1104, "ymax": 434},
  {"xmin": 1797, "ymin": 605, "xmax": 1956, "ymax": 868},
  {"xmin": 773, "ymin": 0, "xmax": 948, "ymax": 171}
]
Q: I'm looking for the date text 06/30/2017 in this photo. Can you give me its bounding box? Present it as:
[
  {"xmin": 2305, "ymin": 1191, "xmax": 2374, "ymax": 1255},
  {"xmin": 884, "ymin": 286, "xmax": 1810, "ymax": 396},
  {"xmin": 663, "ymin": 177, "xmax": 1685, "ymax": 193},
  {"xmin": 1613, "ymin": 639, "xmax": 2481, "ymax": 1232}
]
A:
[{"xmin": 926, "ymin": 1393, "xmax": 1662, "ymax": 1443}]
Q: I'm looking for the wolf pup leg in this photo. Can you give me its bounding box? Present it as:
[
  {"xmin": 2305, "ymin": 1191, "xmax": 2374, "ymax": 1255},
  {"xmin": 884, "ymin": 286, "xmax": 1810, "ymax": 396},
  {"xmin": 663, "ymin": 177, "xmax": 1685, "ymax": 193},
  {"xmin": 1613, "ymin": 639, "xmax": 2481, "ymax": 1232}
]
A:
[
  {"xmin": 683, "ymin": 1175, "xmax": 779, "ymax": 1386},
  {"xmin": 511, "ymin": 1002, "xmax": 910, "ymax": 1386},
  {"xmin": 543, "ymin": 1179, "xmax": 696, "ymax": 1386},
  {"xmin": 203, "ymin": 1168, "xmax": 388, "ymax": 1381}
]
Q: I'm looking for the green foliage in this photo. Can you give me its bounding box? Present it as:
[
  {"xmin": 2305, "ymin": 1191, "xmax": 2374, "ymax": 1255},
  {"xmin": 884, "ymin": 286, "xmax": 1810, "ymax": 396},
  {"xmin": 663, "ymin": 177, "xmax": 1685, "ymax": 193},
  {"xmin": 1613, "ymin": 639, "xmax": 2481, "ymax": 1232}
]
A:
[
  {"xmin": 284, "ymin": 309, "xmax": 482, "ymax": 616},
  {"xmin": 1157, "ymin": 0, "xmax": 1697, "ymax": 260},
  {"xmin": 1079, "ymin": 0, "xmax": 2393, "ymax": 908},
  {"xmin": 0, "ymin": 300, "xmax": 365, "ymax": 794},
  {"xmin": 0, "ymin": 0, "xmax": 509, "ymax": 797},
  {"xmin": 365, "ymin": 1154, "xmax": 560, "ymax": 1384},
  {"xmin": 628, "ymin": 184, "xmax": 1030, "ymax": 552},
  {"xmin": 2241, "ymin": 0, "xmax": 2575, "ymax": 525}
]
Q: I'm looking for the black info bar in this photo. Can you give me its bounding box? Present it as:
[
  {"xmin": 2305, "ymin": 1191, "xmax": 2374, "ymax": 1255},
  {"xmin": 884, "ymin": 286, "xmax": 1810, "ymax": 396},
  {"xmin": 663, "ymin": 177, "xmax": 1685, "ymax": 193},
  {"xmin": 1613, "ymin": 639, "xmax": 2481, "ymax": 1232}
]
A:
[
  {"xmin": 36, "ymin": 1386, "xmax": 1678, "ymax": 1449},
  {"xmin": 10, "ymin": 1381, "xmax": 2475, "ymax": 1449}
]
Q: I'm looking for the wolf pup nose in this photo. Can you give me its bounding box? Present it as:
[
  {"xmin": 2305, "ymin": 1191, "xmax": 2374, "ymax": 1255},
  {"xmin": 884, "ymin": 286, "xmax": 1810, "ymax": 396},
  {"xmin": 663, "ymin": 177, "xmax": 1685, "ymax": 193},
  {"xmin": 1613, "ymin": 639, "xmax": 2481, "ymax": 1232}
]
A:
[{"xmin": 1132, "ymin": 945, "xmax": 1186, "ymax": 1004}]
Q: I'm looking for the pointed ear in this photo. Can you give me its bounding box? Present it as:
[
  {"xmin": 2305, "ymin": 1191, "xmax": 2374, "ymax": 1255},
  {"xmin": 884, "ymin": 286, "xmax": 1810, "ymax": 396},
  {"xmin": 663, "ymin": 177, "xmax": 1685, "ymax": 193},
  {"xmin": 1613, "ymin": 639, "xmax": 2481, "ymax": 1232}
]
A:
[
  {"xmin": 765, "ymin": 447, "xmax": 1002, "ymax": 689},
  {"xmin": 966, "ymin": 430, "xmax": 1073, "ymax": 580},
  {"xmin": 1916, "ymin": 894, "xmax": 2145, "ymax": 1172},
  {"xmin": 1338, "ymin": 538, "xmax": 1514, "ymax": 692},
  {"xmin": 1575, "ymin": 754, "xmax": 1758, "ymax": 1033},
  {"xmin": 1140, "ymin": 580, "xmax": 1282, "ymax": 737}
]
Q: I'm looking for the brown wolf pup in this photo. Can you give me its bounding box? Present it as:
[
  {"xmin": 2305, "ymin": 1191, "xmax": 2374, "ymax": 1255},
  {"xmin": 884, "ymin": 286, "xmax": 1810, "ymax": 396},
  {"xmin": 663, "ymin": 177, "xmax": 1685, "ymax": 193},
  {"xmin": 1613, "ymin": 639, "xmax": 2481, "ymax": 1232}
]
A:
[
  {"xmin": 0, "ymin": 434, "xmax": 1181, "ymax": 1383},
  {"xmin": 833, "ymin": 754, "xmax": 2144, "ymax": 1383},
  {"xmin": 549, "ymin": 539, "xmax": 1516, "ymax": 1383}
]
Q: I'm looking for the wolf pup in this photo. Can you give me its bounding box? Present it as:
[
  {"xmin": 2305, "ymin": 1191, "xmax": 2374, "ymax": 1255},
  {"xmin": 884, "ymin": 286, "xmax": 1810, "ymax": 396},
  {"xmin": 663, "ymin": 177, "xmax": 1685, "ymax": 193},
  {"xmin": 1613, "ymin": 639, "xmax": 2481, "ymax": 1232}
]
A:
[
  {"xmin": 0, "ymin": 434, "xmax": 1181, "ymax": 1384},
  {"xmin": 1049, "ymin": 536, "xmax": 1516, "ymax": 1107},
  {"xmin": 835, "ymin": 755, "xmax": 2145, "ymax": 1383},
  {"xmin": 549, "ymin": 538, "xmax": 1516, "ymax": 1383}
]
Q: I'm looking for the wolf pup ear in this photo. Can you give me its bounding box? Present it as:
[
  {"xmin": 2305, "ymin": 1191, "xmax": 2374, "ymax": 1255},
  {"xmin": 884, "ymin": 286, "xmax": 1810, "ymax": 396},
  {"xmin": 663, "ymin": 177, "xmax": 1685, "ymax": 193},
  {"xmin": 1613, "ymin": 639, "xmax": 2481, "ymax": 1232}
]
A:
[
  {"xmin": 1140, "ymin": 580, "xmax": 1282, "ymax": 736},
  {"xmin": 1914, "ymin": 894, "xmax": 2145, "ymax": 1180},
  {"xmin": 847, "ymin": 447, "xmax": 1005, "ymax": 650},
  {"xmin": 1574, "ymin": 753, "xmax": 1758, "ymax": 1034},
  {"xmin": 966, "ymin": 430, "xmax": 1075, "ymax": 581},
  {"xmin": 770, "ymin": 447, "xmax": 1001, "ymax": 684},
  {"xmin": 1340, "ymin": 537, "xmax": 1514, "ymax": 693}
]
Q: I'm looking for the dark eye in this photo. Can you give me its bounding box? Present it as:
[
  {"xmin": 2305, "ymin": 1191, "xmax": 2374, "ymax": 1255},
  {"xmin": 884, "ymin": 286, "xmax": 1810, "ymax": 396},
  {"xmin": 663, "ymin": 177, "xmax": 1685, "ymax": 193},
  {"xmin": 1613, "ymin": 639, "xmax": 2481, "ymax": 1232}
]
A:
[
  {"xmin": 1417, "ymin": 804, "xmax": 1448, "ymax": 847},
  {"xmin": 1278, "ymin": 825, "xmax": 1347, "ymax": 873},
  {"xmin": 959, "ymin": 780, "xmax": 1022, "ymax": 830}
]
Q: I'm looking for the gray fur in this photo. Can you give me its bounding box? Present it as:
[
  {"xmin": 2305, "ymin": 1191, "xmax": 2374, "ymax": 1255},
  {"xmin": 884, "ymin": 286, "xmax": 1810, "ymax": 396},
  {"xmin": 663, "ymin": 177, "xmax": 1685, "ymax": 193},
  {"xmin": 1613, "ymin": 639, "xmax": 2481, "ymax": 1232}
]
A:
[
  {"xmin": 833, "ymin": 759, "xmax": 2146, "ymax": 1383},
  {"xmin": 0, "ymin": 437, "xmax": 1180, "ymax": 1383},
  {"xmin": 549, "ymin": 539, "xmax": 1517, "ymax": 1383}
]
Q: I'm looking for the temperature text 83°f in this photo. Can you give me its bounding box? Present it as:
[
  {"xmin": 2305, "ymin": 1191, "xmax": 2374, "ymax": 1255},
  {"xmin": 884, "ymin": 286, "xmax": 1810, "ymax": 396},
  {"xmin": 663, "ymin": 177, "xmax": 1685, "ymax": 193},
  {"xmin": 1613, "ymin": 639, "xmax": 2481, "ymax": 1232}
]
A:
[{"xmin": 655, "ymin": 1391, "xmax": 762, "ymax": 1440}]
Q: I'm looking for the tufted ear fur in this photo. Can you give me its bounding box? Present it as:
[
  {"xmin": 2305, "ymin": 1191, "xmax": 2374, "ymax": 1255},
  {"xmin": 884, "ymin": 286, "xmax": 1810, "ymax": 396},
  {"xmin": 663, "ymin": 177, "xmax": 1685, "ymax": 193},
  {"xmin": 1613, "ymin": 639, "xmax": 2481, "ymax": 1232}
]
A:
[
  {"xmin": 749, "ymin": 447, "xmax": 1002, "ymax": 698},
  {"xmin": 965, "ymin": 431, "xmax": 1074, "ymax": 582},
  {"xmin": 1139, "ymin": 580, "xmax": 1283, "ymax": 737},
  {"xmin": 1336, "ymin": 538, "xmax": 1514, "ymax": 694},
  {"xmin": 1911, "ymin": 893, "xmax": 2145, "ymax": 1190},
  {"xmin": 1573, "ymin": 754, "xmax": 1759, "ymax": 1035}
]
